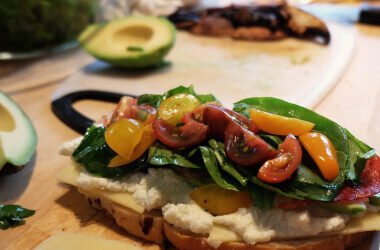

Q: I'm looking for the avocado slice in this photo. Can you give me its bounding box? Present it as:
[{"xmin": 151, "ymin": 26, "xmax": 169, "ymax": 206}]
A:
[
  {"xmin": 322, "ymin": 202, "xmax": 367, "ymax": 216},
  {"xmin": 78, "ymin": 16, "xmax": 176, "ymax": 69},
  {"xmin": 369, "ymin": 193, "xmax": 380, "ymax": 206},
  {"xmin": 0, "ymin": 92, "xmax": 37, "ymax": 172}
]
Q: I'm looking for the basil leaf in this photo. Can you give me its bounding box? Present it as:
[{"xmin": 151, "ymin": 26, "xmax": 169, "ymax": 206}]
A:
[
  {"xmin": 199, "ymin": 146, "xmax": 239, "ymax": 191},
  {"xmin": 138, "ymin": 85, "xmax": 217, "ymax": 108},
  {"xmin": 0, "ymin": 205, "xmax": 35, "ymax": 230},
  {"xmin": 148, "ymin": 144, "xmax": 201, "ymax": 169},
  {"xmin": 250, "ymin": 176, "xmax": 303, "ymax": 200},
  {"xmin": 72, "ymin": 126, "xmax": 146, "ymax": 178},
  {"xmin": 208, "ymin": 139, "xmax": 248, "ymax": 187}
]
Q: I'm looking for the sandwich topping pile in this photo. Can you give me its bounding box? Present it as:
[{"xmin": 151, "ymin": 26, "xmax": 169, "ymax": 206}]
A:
[{"xmin": 60, "ymin": 86, "xmax": 380, "ymax": 247}]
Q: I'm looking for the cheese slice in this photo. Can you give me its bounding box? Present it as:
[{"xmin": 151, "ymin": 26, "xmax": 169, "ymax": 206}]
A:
[
  {"xmin": 58, "ymin": 163, "xmax": 144, "ymax": 214},
  {"xmin": 58, "ymin": 163, "xmax": 380, "ymax": 243},
  {"xmin": 34, "ymin": 232, "xmax": 144, "ymax": 250}
]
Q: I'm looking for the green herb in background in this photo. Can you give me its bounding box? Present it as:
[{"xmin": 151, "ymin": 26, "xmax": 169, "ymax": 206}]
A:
[{"xmin": 0, "ymin": 204, "xmax": 35, "ymax": 230}]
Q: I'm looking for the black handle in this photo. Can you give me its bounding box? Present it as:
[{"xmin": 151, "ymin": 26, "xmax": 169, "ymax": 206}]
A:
[{"xmin": 51, "ymin": 90, "xmax": 136, "ymax": 134}]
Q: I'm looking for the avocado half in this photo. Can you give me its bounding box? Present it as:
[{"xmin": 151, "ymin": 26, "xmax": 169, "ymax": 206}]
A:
[
  {"xmin": 0, "ymin": 92, "xmax": 37, "ymax": 173},
  {"xmin": 78, "ymin": 16, "xmax": 176, "ymax": 69}
]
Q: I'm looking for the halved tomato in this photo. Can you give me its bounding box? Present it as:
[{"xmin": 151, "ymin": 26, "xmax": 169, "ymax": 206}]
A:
[
  {"xmin": 104, "ymin": 96, "xmax": 157, "ymax": 127},
  {"xmin": 203, "ymin": 104, "xmax": 259, "ymax": 141},
  {"xmin": 224, "ymin": 120, "xmax": 277, "ymax": 167},
  {"xmin": 152, "ymin": 118, "xmax": 208, "ymax": 149},
  {"xmin": 257, "ymin": 134, "xmax": 302, "ymax": 183}
]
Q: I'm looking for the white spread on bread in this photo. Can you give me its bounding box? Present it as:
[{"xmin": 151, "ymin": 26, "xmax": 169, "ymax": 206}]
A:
[
  {"xmin": 77, "ymin": 168, "xmax": 192, "ymax": 211},
  {"xmin": 60, "ymin": 139, "xmax": 348, "ymax": 247},
  {"xmin": 163, "ymin": 203, "xmax": 214, "ymax": 234}
]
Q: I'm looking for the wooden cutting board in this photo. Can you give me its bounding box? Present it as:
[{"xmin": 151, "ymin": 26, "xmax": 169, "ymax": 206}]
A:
[{"xmin": 54, "ymin": 22, "xmax": 354, "ymax": 109}]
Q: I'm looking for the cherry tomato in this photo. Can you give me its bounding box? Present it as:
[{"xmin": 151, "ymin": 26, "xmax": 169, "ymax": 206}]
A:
[
  {"xmin": 299, "ymin": 132, "xmax": 339, "ymax": 181},
  {"xmin": 335, "ymin": 155, "xmax": 380, "ymax": 202},
  {"xmin": 257, "ymin": 134, "xmax": 302, "ymax": 183},
  {"xmin": 203, "ymin": 104, "xmax": 259, "ymax": 141},
  {"xmin": 152, "ymin": 118, "xmax": 208, "ymax": 149},
  {"xmin": 108, "ymin": 124, "xmax": 157, "ymax": 167},
  {"xmin": 249, "ymin": 108, "xmax": 315, "ymax": 136},
  {"xmin": 105, "ymin": 118, "xmax": 143, "ymax": 160},
  {"xmin": 158, "ymin": 94, "xmax": 201, "ymax": 125},
  {"xmin": 224, "ymin": 120, "xmax": 277, "ymax": 167},
  {"xmin": 104, "ymin": 97, "xmax": 157, "ymax": 127},
  {"xmin": 190, "ymin": 184, "xmax": 251, "ymax": 215}
]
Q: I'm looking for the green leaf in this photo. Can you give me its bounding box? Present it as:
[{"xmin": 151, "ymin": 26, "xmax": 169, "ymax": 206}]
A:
[
  {"xmin": 0, "ymin": 205, "xmax": 35, "ymax": 230},
  {"xmin": 259, "ymin": 133, "xmax": 283, "ymax": 148},
  {"xmin": 138, "ymin": 85, "xmax": 217, "ymax": 108},
  {"xmin": 148, "ymin": 144, "xmax": 201, "ymax": 169},
  {"xmin": 234, "ymin": 97, "xmax": 375, "ymax": 201},
  {"xmin": 208, "ymin": 140, "xmax": 248, "ymax": 187},
  {"xmin": 247, "ymin": 184, "xmax": 274, "ymax": 209},
  {"xmin": 199, "ymin": 146, "xmax": 239, "ymax": 191},
  {"xmin": 72, "ymin": 126, "xmax": 146, "ymax": 178}
]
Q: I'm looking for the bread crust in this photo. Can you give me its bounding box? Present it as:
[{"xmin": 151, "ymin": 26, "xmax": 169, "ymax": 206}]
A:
[{"xmin": 80, "ymin": 190, "xmax": 373, "ymax": 249}]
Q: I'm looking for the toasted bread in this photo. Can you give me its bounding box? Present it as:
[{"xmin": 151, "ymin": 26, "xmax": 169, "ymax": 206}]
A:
[{"xmin": 79, "ymin": 189, "xmax": 373, "ymax": 249}]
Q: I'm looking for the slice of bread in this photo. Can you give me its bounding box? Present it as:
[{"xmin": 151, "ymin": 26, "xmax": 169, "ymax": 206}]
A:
[{"xmin": 80, "ymin": 189, "xmax": 373, "ymax": 249}]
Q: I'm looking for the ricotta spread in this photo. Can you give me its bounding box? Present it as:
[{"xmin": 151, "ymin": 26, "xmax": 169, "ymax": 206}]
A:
[
  {"xmin": 59, "ymin": 137, "xmax": 83, "ymax": 156},
  {"xmin": 63, "ymin": 137, "xmax": 349, "ymax": 247},
  {"xmin": 77, "ymin": 168, "xmax": 192, "ymax": 211}
]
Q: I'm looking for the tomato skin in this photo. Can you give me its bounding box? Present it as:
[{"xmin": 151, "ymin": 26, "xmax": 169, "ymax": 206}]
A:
[
  {"xmin": 224, "ymin": 120, "xmax": 277, "ymax": 167},
  {"xmin": 104, "ymin": 96, "xmax": 157, "ymax": 127},
  {"xmin": 249, "ymin": 108, "xmax": 315, "ymax": 136},
  {"xmin": 105, "ymin": 118, "xmax": 144, "ymax": 160},
  {"xmin": 190, "ymin": 184, "xmax": 251, "ymax": 215},
  {"xmin": 158, "ymin": 94, "xmax": 201, "ymax": 125},
  {"xmin": 108, "ymin": 124, "xmax": 156, "ymax": 167},
  {"xmin": 152, "ymin": 118, "xmax": 208, "ymax": 149},
  {"xmin": 203, "ymin": 104, "xmax": 259, "ymax": 141},
  {"xmin": 299, "ymin": 132, "xmax": 339, "ymax": 181},
  {"xmin": 257, "ymin": 134, "xmax": 302, "ymax": 183},
  {"xmin": 335, "ymin": 155, "xmax": 380, "ymax": 202}
]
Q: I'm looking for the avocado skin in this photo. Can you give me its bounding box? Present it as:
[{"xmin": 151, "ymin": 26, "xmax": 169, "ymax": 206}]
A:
[
  {"xmin": 369, "ymin": 194, "xmax": 380, "ymax": 206},
  {"xmin": 79, "ymin": 17, "xmax": 176, "ymax": 69},
  {"xmin": 322, "ymin": 202, "xmax": 367, "ymax": 216}
]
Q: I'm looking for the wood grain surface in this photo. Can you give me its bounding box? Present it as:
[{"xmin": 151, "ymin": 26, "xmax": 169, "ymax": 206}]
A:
[{"xmin": 1, "ymin": 21, "xmax": 380, "ymax": 250}]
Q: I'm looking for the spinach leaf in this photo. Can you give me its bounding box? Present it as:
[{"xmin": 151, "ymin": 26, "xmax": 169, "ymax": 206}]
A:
[
  {"xmin": 0, "ymin": 205, "xmax": 35, "ymax": 230},
  {"xmin": 138, "ymin": 85, "xmax": 217, "ymax": 108},
  {"xmin": 208, "ymin": 140, "xmax": 248, "ymax": 187},
  {"xmin": 148, "ymin": 143, "xmax": 201, "ymax": 169},
  {"xmin": 199, "ymin": 146, "xmax": 239, "ymax": 191},
  {"xmin": 72, "ymin": 126, "xmax": 146, "ymax": 178},
  {"xmin": 234, "ymin": 97, "xmax": 375, "ymax": 201},
  {"xmin": 248, "ymin": 184, "xmax": 274, "ymax": 209},
  {"xmin": 259, "ymin": 134, "xmax": 283, "ymax": 148}
]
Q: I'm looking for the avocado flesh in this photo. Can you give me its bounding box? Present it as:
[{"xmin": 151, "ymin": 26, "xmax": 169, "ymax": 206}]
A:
[
  {"xmin": 322, "ymin": 202, "xmax": 367, "ymax": 216},
  {"xmin": 369, "ymin": 194, "xmax": 380, "ymax": 206},
  {"xmin": 0, "ymin": 92, "xmax": 37, "ymax": 171},
  {"xmin": 79, "ymin": 16, "xmax": 176, "ymax": 69}
]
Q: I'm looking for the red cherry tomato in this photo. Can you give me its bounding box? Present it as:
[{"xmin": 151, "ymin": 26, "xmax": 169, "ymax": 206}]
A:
[
  {"xmin": 335, "ymin": 155, "xmax": 380, "ymax": 202},
  {"xmin": 203, "ymin": 104, "xmax": 259, "ymax": 141},
  {"xmin": 152, "ymin": 118, "xmax": 208, "ymax": 149},
  {"xmin": 257, "ymin": 134, "xmax": 302, "ymax": 183},
  {"xmin": 224, "ymin": 120, "xmax": 277, "ymax": 167},
  {"xmin": 104, "ymin": 97, "xmax": 157, "ymax": 127}
]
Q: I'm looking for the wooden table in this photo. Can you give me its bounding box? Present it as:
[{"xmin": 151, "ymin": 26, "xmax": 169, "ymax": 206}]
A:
[{"xmin": 1, "ymin": 23, "xmax": 380, "ymax": 250}]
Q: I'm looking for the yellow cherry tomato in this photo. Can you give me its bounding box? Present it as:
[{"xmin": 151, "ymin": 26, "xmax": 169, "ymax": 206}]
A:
[
  {"xmin": 108, "ymin": 124, "xmax": 156, "ymax": 167},
  {"xmin": 249, "ymin": 108, "xmax": 315, "ymax": 136},
  {"xmin": 158, "ymin": 94, "xmax": 200, "ymax": 125},
  {"xmin": 105, "ymin": 118, "xmax": 143, "ymax": 160},
  {"xmin": 190, "ymin": 184, "xmax": 251, "ymax": 215},
  {"xmin": 299, "ymin": 132, "xmax": 339, "ymax": 181}
]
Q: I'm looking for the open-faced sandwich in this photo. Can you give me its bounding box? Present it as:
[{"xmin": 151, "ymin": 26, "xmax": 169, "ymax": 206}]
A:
[
  {"xmin": 169, "ymin": 0, "xmax": 331, "ymax": 44},
  {"xmin": 59, "ymin": 86, "xmax": 380, "ymax": 249}
]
